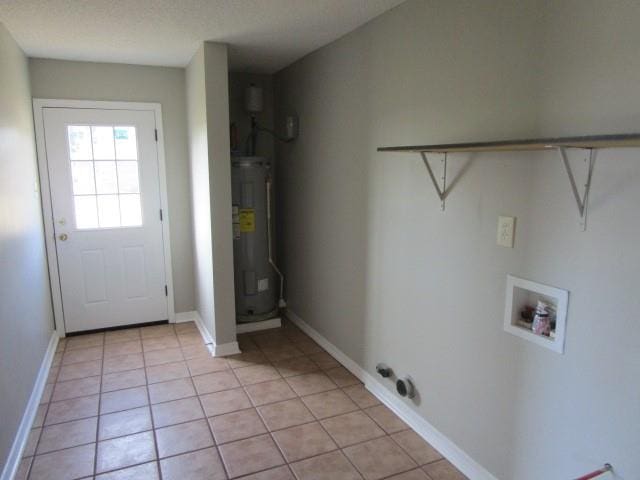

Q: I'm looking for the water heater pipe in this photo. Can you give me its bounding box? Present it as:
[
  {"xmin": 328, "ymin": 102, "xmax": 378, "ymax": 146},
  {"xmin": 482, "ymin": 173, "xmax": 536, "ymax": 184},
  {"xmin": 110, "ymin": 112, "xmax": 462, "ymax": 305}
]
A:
[{"xmin": 266, "ymin": 177, "xmax": 286, "ymax": 308}]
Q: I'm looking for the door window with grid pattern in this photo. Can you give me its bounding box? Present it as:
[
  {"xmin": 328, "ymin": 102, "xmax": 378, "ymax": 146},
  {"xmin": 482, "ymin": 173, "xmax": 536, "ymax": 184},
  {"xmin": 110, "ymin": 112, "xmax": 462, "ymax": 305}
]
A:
[{"xmin": 67, "ymin": 125, "xmax": 142, "ymax": 229}]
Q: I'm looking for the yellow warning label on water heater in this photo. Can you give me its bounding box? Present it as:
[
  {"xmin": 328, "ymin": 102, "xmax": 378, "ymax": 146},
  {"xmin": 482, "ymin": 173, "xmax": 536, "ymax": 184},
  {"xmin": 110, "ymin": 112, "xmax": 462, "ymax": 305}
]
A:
[{"xmin": 239, "ymin": 209, "xmax": 256, "ymax": 233}]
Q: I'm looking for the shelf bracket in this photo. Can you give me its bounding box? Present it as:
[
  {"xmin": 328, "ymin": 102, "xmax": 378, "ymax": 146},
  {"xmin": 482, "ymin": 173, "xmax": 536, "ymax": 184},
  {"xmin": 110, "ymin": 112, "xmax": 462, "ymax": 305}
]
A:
[
  {"xmin": 557, "ymin": 147, "xmax": 596, "ymax": 231},
  {"xmin": 420, "ymin": 152, "xmax": 447, "ymax": 210}
]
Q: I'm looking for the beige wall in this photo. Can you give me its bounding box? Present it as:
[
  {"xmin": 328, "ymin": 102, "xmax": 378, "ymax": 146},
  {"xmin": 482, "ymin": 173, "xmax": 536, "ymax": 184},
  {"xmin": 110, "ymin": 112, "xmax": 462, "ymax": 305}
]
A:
[
  {"xmin": 186, "ymin": 43, "xmax": 236, "ymax": 346},
  {"xmin": 28, "ymin": 58, "xmax": 195, "ymax": 313},
  {"xmin": 0, "ymin": 22, "xmax": 54, "ymax": 472},
  {"xmin": 275, "ymin": 0, "xmax": 640, "ymax": 478}
]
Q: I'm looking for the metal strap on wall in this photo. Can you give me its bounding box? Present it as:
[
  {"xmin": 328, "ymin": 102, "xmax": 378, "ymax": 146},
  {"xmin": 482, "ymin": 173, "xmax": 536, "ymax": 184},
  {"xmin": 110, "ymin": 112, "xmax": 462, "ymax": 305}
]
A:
[
  {"xmin": 558, "ymin": 147, "xmax": 596, "ymax": 231},
  {"xmin": 420, "ymin": 152, "xmax": 447, "ymax": 211}
]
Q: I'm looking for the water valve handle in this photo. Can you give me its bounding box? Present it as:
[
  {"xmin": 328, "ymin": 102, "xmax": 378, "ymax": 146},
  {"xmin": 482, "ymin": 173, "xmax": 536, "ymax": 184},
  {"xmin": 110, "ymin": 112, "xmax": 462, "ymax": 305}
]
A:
[{"xmin": 376, "ymin": 364, "xmax": 392, "ymax": 378}]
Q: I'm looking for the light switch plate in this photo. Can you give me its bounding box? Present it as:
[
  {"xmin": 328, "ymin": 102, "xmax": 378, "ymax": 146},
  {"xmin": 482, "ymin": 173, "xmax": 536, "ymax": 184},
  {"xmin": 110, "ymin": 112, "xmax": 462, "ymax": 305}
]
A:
[{"xmin": 497, "ymin": 216, "xmax": 515, "ymax": 248}]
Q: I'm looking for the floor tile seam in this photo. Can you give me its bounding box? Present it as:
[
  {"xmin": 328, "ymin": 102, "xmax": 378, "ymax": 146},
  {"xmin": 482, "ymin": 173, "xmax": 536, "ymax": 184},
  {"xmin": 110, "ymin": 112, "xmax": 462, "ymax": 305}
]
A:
[
  {"xmin": 27, "ymin": 429, "xmax": 413, "ymax": 480},
  {"xmin": 386, "ymin": 431, "xmax": 444, "ymax": 467},
  {"xmin": 140, "ymin": 340, "xmax": 165, "ymax": 480},
  {"xmin": 147, "ymin": 375, "xmax": 191, "ymax": 386},
  {"xmin": 91, "ymin": 335, "xmax": 106, "ymax": 477},
  {"xmin": 94, "ymin": 456, "xmax": 160, "ymax": 477},
  {"xmin": 101, "ymin": 364, "xmax": 144, "ymax": 380},
  {"xmin": 48, "ymin": 349, "xmax": 364, "ymax": 426},
  {"xmin": 233, "ymin": 464, "xmax": 296, "ymax": 480},
  {"xmin": 144, "ymin": 358, "xmax": 188, "ymax": 369},
  {"xmin": 42, "ymin": 411, "xmax": 100, "ymax": 428},
  {"xmin": 376, "ymin": 464, "xmax": 425, "ymax": 480},
  {"xmin": 339, "ymin": 434, "xmax": 421, "ymax": 480},
  {"xmin": 99, "ymin": 412, "xmax": 223, "ymax": 442},
  {"xmin": 140, "ymin": 331, "xmax": 178, "ymax": 340},
  {"xmin": 50, "ymin": 378, "xmax": 144, "ymax": 401},
  {"xmin": 360, "ymin": 407, "xmax": 412, "ymax": 436},
  {"xmin": 141, "ymin": 343, "xmax": 182, "ymax": 354},
  {"xmin": 52, "ymin": 329, "xmax": 424, "ymax": 479},
  {"xmin": 308, "ymin": 406, "xmax": 364, "ymax": 477},
  {"xmin": 228, "ymin": 379, "xmax": 364, "ymax": 417},
  {"xmin": 272, "ymin": 419, "xmax": 341, "ymax": 465},
  {"xmin": 103, "ymin": 335, "xmax": 142, "ymax": 346},
  {"xmin": 31, "ymin": 438, "xmax": 97, "ymax": 458},
  {"xmin": 64, "ymin": 343, "xmax": 104, "ymax": 352},
  {"xmin": 97, "ymin": 451, "xmax": 286, "ymax": 480},
  {"xmin": 224, "ymin": 360, "xmax": 282, "ymax": 478},
  {"xmin": 102, "ymin": 348, "xmax": 144, "ymax": 359},
  {"xmin": 191, "ymin": 371, "xmax": 231, "ymax": 480},
  {"xmin": 60, "ymin": 354, "xmax": 105, "ymax": 367},
  {"xmin": 147, "ymin": 382, "xmax": 199, "ymax": 405},
  {"xmin": 28, "ymin": 447, "xmax": 97, "ymax": 480},
  {"xmin": 246, "ymin": 331, "xmax": 418, "ymax": 475},
  {"xmin": 25, "ymin": 339, "xmax": 100, "ymax": 479},
  {"xmin": 29, "ymin": 334, "xmax": 96, "ymax": 478}
]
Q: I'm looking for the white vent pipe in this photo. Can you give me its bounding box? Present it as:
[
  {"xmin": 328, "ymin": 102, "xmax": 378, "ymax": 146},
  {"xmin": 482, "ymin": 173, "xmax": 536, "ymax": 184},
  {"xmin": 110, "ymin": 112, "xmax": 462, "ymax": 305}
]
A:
[{"xmin": 266, "ymin": 177, "xmax": 285, "ymax": 308}]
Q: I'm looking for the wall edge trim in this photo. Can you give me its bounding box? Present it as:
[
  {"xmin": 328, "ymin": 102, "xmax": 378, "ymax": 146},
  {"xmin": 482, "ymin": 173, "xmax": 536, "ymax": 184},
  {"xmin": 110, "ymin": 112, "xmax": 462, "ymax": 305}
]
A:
[
  {"xmin": 178, "ymin": 310, "xmax": 241, "ymax": 356},
  {"xmin": 175, "ymin": 310, "xmax": 199, "ymax": 324},
  {"xmin": 211, "ymin": 341, "xmax": 241, "ymax": 357},
  {"xmin": 285, "ymin": 308, "xmax": 499, "ymax": 480},
  {"xmin": 0, "ymin": 331, "xmax": 59, "ymax": 480},
  {"xmin": 178, "ymin": 310, "xmax": 213, "ymax": 345}
]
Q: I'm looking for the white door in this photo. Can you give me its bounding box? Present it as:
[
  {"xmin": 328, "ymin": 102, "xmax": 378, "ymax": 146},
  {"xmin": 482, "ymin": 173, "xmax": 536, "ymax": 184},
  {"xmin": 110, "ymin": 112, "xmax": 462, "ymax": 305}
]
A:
[{"xmin": 43, "ymin": 107, "xmax": 168, "ymax": 333}]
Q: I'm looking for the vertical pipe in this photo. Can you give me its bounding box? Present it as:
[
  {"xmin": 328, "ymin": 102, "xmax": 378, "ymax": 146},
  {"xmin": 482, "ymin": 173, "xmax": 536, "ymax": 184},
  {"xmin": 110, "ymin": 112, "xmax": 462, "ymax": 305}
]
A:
[{"xmin": 266, "ymin": 176, "xmax": 285, "ymax": 307}]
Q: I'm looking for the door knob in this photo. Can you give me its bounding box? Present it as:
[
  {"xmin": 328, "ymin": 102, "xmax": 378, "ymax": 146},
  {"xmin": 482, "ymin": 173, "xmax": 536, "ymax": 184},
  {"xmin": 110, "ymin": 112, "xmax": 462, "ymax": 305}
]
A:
[{"xmin": 58, "ymin": 233, "xmax": 68, "ymax": 241}]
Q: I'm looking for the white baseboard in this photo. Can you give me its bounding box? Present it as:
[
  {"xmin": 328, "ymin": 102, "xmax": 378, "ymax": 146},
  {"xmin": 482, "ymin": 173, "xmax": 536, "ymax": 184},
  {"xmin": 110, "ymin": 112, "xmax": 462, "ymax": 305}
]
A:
[
  {"xmin": 174, "ymin": 310, "xmax": 199, "ymax": 324},
  {"xmin": 211, "ymin": 341, "xmax": 241, "ymax": 356},
  {"xmin": 236, "ymin": 317, "xmax": 282, "ymax": 334},
  {"xmin": 179, "ymin": 310, "xmax": 241, "ymax": 357},
  {"xmin": 285, "ymin": 309, "xmax": 367, "ymax": 379},
  {"xmin": 284, "ymin": 308, "xmax": 498, "ymax": 480},
  {"xmin": 1, "ymin": 331, "xmax": 59, "ymax": 480},
  {"xmin": 180, "ymin": 310, "xmax": 213, "ymax": 345}
]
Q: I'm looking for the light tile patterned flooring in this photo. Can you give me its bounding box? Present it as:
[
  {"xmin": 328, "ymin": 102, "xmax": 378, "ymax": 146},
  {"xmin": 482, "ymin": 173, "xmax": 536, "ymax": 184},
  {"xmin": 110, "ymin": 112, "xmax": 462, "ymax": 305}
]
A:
[{"xmin": 17, "ymin": 319, "xmax": 468, "ymax": 480}]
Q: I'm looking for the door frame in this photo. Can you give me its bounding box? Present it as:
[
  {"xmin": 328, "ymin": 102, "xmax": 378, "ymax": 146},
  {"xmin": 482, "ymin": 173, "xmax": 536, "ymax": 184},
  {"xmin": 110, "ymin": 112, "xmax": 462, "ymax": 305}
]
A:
[{"xmin": 33, "ymin": 99, "xmax": 176, "ymax": 337}]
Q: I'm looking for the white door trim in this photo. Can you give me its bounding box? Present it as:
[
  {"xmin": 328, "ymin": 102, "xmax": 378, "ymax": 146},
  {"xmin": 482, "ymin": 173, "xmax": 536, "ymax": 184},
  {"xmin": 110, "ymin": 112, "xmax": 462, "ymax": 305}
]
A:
[{"xmin": 33, "ymin": 99, "xmax": 175, "ymax": 337}]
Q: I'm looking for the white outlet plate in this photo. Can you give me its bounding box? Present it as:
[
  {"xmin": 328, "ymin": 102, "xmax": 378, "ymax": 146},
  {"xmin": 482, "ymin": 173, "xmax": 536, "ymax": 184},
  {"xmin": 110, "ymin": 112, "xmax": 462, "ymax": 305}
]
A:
[{"xmin": 497, "ymin": 216, "xmax": 515, "ymax": 248}]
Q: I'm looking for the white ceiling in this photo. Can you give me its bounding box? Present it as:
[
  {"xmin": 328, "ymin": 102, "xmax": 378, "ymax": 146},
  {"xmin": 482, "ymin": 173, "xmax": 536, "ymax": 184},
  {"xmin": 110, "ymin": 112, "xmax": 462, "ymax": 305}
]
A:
[{"xmin": 0, "ymin": 0, "xmax": 404, "ymax": 73}]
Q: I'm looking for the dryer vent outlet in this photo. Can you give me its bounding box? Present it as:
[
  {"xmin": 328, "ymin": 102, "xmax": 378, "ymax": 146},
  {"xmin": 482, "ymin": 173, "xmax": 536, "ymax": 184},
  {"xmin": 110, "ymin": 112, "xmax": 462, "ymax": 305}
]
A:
[{"xmin": 396, "ymin": 377, "xmax": 415, "ymax": 398}]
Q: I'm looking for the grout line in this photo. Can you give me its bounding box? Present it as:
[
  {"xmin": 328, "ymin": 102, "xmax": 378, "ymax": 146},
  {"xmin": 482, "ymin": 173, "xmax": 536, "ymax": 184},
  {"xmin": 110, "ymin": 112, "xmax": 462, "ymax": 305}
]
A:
[
  {"xmin": 25, "ymin": 405, "xmax": 413, "ymax": 464},
  {"xmin": 226, "ymin": 356, "xmax": 290, "ymax": 475},
  {"xmin": 197, "ymin": 357, "xmax": 234, "ymax": 479},
  {"xmin": 140, "ymin": 324, "xmax": 168, "ymax": 480},
  {"xmin": 34, "ymin": 322, "xmax": 443, "ymax": 480},
  {"xmin": 240, "ymin": 320, "xmax": 338, "ymax": 477},
  {"xmin": 47, "ymin": 358, "xmax": 353, "ymax": 424},
  {"xmin": 91, "ymin": 331, "xmax": 106, "ymax": 477}
]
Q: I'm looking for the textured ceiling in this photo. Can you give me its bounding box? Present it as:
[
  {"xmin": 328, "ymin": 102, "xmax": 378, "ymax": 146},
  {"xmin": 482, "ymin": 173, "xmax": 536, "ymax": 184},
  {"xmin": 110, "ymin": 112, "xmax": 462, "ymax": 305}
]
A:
[{"xmin": 0, "ymin": 0, "xmax": 404, "ymax": 73}]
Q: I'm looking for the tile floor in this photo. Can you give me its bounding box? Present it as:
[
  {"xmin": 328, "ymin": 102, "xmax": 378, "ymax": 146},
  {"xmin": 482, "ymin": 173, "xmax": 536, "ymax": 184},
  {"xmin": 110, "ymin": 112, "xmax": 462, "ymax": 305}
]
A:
[{"xmin": 17, "ymin": 319, "xmax": 468, "ymax": 480}]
